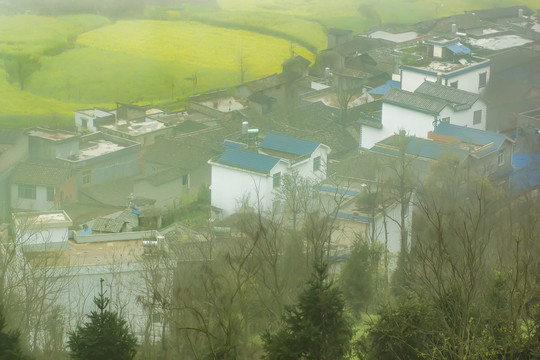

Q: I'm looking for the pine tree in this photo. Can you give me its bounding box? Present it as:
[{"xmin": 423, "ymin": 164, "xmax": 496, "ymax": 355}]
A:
[
  {"xmin": 0, "ymin": 307, "xmax": 32, "ymax": 360},
  {"xmin": 262, "ymin": 263, "xmax": 353, "ymax": 360},
  {"xmin": 68, "ymin": 279, "xmax": 137, "ymax": 360}
]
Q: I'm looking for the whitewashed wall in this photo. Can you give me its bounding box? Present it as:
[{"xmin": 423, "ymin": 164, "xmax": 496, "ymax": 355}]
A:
[
  {"xmin": 438, "ymin": 100, "xmax": 487, "ymax": 130},
  {"xmin": 11, "ymin": 184, "xmax": 55, "ymax": 211},
  {"xmin": 211, "ymin": 162, "xmax": 288, "ymax": 217}
]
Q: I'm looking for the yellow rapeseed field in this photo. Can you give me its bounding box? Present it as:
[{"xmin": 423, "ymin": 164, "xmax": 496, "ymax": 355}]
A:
[{"xmin": 77, "ymin": 20, "xmax": 314, "ymax": 76}]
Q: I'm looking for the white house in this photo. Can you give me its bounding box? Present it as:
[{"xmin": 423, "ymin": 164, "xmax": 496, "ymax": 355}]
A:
[
  {"xmin": 209, "ymin": 133, "xmax": 331, "ymax": 218},
  {"xmin": 75, "ymin": 108, "xmax": 115, "ymax": 132},
  {"xmin": 361, "ymin": 81, "xmax": 487, "ymax": 149},
  {"xmin": 12, "ymin": 210, "xmax": 72, "ymax": 252},
  {"xmin": 398, "ymin": 38, "xmax": 490, "ymax": 94}
]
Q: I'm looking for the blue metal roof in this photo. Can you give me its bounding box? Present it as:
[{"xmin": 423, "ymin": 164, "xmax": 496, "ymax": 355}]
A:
[
  {"xmin": 371, "ymin": 135, "xmax": 468, "ymax": 161},
  {"xmin": 223, "ymin": 140, "xmax": 247, "ymax": 149},
  {"xmin": 434, "ymin": 123, "xmax": 507, "ymax": 153},
  {"xmin": 368, "ymin": 80, "xmax": 400, "ymax": 96},
  {"xmin": 216, "ymin": 148, "xmax": 280, "ymax": 174},
  {"xmin": 445, "ymin": 43, "xmax": 471, "ymax": 55},
  {"xmin": 260, "ymin": 132, "xmax": 321, "ymax": 156}
]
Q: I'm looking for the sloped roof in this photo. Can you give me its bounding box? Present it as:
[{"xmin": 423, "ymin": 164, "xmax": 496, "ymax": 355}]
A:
[
  {"xmin": 383, "ymin": 88, "xmax": 448, "ymax": 115},
  {"xmin": 91, "ymin": 217, "xmax": 125, "ymax": 233},
  {"xmin": 415, "ymin": 82, "xmax": 480, "ymax": 110},
  {"xmin": 371, "ymin": 135, "xmax": 467, "ymax": 161},
  {"xmin": 260, "ymin": 132, "xmax": 322, "ymax": 156},
  {"xmin": 333, "ymin": 36, "xmax": 389, "ymax": 56},
  {"xmin": 139, "ymin": 168, "xmax": 188, "ymax": 187},
  {"xmin": 445, "ymin": 43, "xmax": 471, "ymax": 55},
  {"xmin": 368, "ymin": 80, "xmax": 400, "ymax": 96},
  {"xmin": 11, "ymin": 162, "xmax": 71, "ymax": 187},
  {"xmin": 434, "ymin": 122, "xmax": 508, "ymax": 150},
  {"xmin": 215, "ymin": 148, "xmax": 280, "ymax": 174},
  {"xmin": 143, "ymin": 137, "xmax": 221, "ymax": 170},
  {"xmin": 239, "ymin": 73, "xmax": 289, "ymax": 93}
]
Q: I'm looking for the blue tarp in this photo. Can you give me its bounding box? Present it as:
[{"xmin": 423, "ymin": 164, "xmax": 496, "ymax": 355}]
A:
[
  {"xmin": 445, "ymin": 43, "xmax": 471, "ymax": 55},
  {"xmin": 367, "ymin": 80, "xmax": 400, "ymax": 96},
  {"xmin": 314, "ymin": 185, "xmax": 359, "ymax": 197},
  {"xmin": 79, "ymin": 227, "xmax": 92, "ymax": 235},
  {"xmin": 510, "ymin": 153, "xmax": 540, "ymax": 194}
]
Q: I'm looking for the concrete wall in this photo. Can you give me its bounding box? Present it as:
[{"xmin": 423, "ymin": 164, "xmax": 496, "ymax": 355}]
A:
[
  {"xmin": 211, "ymin": 162, "xmax": 288, "ymax": 217},
  {"xmin": 401, "ymin": 71, "xmax": 437, "ymax": 92},
  {"xmin": 438, "ymin": 100, "xmax": 487, "ymax": 130},
  {"xmin": 74, "ymin": 230, "xmax": 158, "ymax": 244},
  {"xmin": 401, "ymin": 63, "xmax": 490, "ymax": 94},
  {"xmin": 11, "ymin": 184, "xmax": 55, "ymax": 211},
  {"xmin": 18, "ymin": 226, "xmax": 69, "ymax": 252},
  {"xmin": 361, "ymin": 102, "xmax": 435, "ymax": 149}
]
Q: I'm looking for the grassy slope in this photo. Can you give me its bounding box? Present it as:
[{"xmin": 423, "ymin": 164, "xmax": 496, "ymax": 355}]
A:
[
  {"xmin": 2, "ymin": 0, "xmax": 539, "ymax": 128},
  {"xmin": 27, "ymin": 20, "xmax": 314, "ymax": 104},
  {"xmin": 0, "ymin": 14, "xmax": 111, "ymax": 127}
]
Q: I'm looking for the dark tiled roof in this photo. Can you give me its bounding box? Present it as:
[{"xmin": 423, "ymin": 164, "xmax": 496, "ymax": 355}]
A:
[
  {"xmin": 240, "ymin": 73, "xmax": 289, "ymax": 93},
  {"xmin": 260, "ymin": 132, "xmax": 322, "ymax": 156},
  {"xmin": 215, "ymin": 148, "xmax": 280, "ymax": 174},
  {"xmin": 333, "ymin": 37, "xmax": 389, "ymax": 56},
  {"xmin": 80, "ymin": 178, "xmax": 133, "ymax": 207},
  {"xmin": 92, "ymin": 217, "xmax": 125, "ymax": 233},
  {"xmin": 143, "ymin": 137, "xmax": 221, "ymax": 170},
  {"xmin": 140, "ymin": 168, "xmax": 187, "ymax": 186},
  {"xmin": 11, "ymin": 162, "xmax": 71, "ymax": 186},
  {"xmin": 415, "ymin": 82, "xmax": 480, "ymax": 110},
  {"xmin": 383, "ymin": 88, "xmax": 447, "ymax": 115}
]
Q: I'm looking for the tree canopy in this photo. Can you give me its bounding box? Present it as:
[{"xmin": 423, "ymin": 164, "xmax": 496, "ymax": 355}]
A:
[
  {"xmin": 262, "ymin": 263, "xmax": 353, "ymax": 360},
  {"xmin": 68, "ymin": 280, "xmax": 137, "ymax": 360}
]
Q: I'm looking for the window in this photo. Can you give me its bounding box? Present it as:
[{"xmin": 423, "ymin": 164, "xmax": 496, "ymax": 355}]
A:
[
  {"xmin": 18, "ymin": 185, "xmax": 36, "ymax": 199},
  {"xmin": 313, "ymin": 156, "xmax": 321, "ymax": 171},
  {"xmin": 498, "ymin": 149, "xmax": 505, "ymax": 166},
  {"xmin": 479, "ymin": 72, "xmax": 487, "ymax": 88},
  {"xmin": 450, "ymin": 81, "xmax": 458, "ymax": 88},
  {"xmin": 82, "ymin": 169, "xmax": 92, "ymax": 186},
  {"xmin": 182, "ymin": 174, "xmax": 189, "ymax": 186},
  {"xmin": 273, "ymin": 172, "xmax": 281, "ymax": 188},
  {"xmin": 441, "ymin": 117, "xmax": 450, "ymax": 123},
  {"xmin": 46, "ymin": 187, "xmax": 55, "ymax": 202},
  {"xmin": 473, "ymin": 110, "xmax": 482, "ymax": 125}
]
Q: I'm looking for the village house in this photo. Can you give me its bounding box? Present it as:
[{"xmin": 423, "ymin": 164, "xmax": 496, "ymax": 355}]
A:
[
  {"xmin": 10, "ymin": 128, "xmax": 141, "ymax": 211},
  {"xmin": 396, "ymin": 38, "xmax": 491, "ymax": 94},
  {"xmin": 0, "ymin": 130, "xmax": 28, "ymax": 221},
  {"xmin": 370, "ymin": 122, "xmax": 514, "ymax": 184},
  {"xmin": 12, "ymin": 210, "xmax": 72, "ymax": 252},
  {"xmin": 209, "ymin": 132, "xmax": 330, "ymax": 218},
  {"xmin": 360, "ymin": 81, "xmax": 488, "ymax": 149}
]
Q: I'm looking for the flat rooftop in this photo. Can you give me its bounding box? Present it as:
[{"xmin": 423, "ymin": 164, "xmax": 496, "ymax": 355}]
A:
[
  {"xmin": 77, "ymin": 139, "xmax": 126, "ymax": 160},
  {"xmin": 406, "ymin": 57, "xmax": 489, "ymax": 74},
  {"xmin": 102, "ymin": 119, "xmax": 167, "ymax": 136},
  {"xmin": 196, "ymin": 96, "xmax": 247, "ymax": 112},
  {"xmin": 13, "ymin": 210, "xmax": 73, "ymax": 227},
  {"xmin": 368, "ymin": 31, "xmax": 418, "ymax": 43},
  {"xmin": 28, "ymin": 129, "xmax": 77, "ymax": 141},
  {"xmin": 467, "ymin": 35, "xmax": 533, "ymax": 50}
]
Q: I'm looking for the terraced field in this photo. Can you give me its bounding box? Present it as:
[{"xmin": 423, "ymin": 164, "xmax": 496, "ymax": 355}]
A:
[{"xmin": 0, "ymin": 0, "xmax": 536, "ymax": 128}]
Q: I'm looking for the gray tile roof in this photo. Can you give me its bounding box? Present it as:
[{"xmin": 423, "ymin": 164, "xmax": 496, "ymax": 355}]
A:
[
  {"xmin": 383, "ymin": 88, "xmax": 447, "ymax": 115},
  {"xmin": 91, "ymin": 217, "xmax": 125, "ymax": 233},
  {"xmin": 10, "ymin": 162, "xmax": 71, "ymax": 187},
  {"xmin": 415, "ymin": 82, "xmax": 480, "ymax": 111}
]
